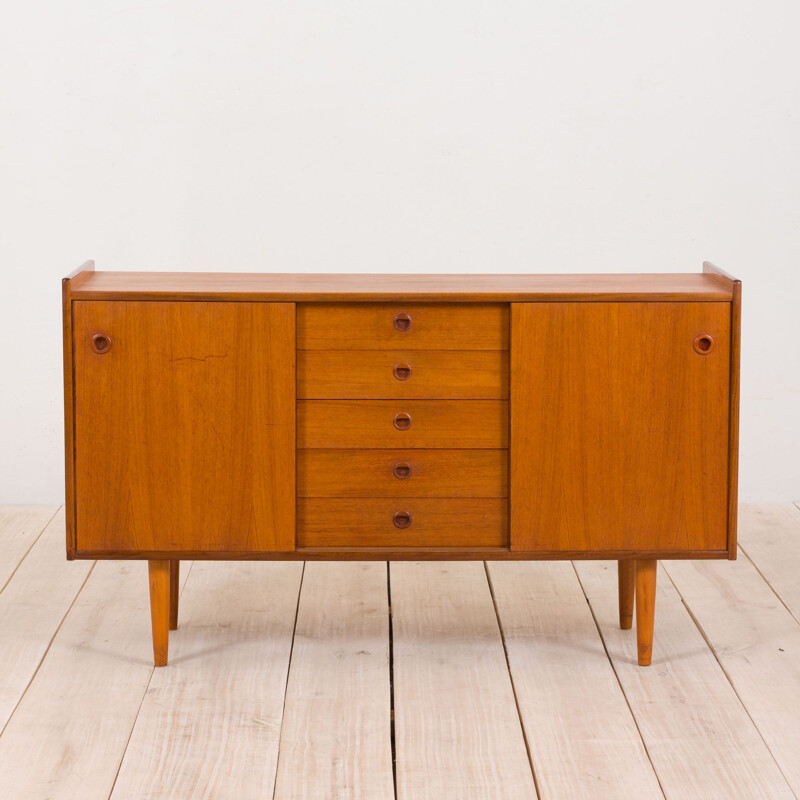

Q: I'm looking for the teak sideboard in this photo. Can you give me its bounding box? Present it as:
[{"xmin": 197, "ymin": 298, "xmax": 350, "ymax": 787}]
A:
[{"xmin": 62, "ymin": 263, "xmax": 741, "ymax": 667}]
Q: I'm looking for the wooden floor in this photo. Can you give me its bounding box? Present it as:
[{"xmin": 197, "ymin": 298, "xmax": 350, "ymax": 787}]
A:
[{"xmin": 1, "ymin": 505, "xmax": 799, "ymax": 799}]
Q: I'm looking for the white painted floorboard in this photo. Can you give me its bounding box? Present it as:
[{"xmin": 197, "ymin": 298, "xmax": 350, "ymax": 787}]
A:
[
  {"xmin": 1, "ymin": 505, "xmax": 800, "ymax": 799},
  {"xmin": 0, "ymin": 509, "xmax": 92, "ymax": 733},
  {"xmin": 273, "ymin": 562, "xmax": 394, "ymax": 800},
  {"xmin": 576, "ymin": 560, "xmax": 794, "ymax": 800},
  {"xmin": 665, "ymin": 539, "xmax": 800, "ymax": 794},
  {"xmin": 488, "ymin": 561, "xmax": 663, "ymax": 800},
  {"xmin": 0, "ymin": 505, "xmax": 58, "ymax": 592},
  {"xmin": 111, "ymin": 560, "xmax": 303, "ymax": 800},
  {"xmin": 392, "ymin": 562, "xmax": 537, "ymax": 800}
]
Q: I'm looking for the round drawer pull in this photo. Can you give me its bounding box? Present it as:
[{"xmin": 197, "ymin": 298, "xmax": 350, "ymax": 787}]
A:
[
  {"xmin": 393, "ymin": 412, "xmax": 412, "ymax": 431},
  {"xmin": 393, "ymin": 312, "xmax": 412, "ymax": 332},
  {"xmin": 693, "ymin": 334, "xmax": 715, "ymax": 355},
  {"xmin": 393, "ymin": 510, "xmax": 412, "ymax": 529},
  {"xmin": 393, "ymin": 363, "xmax": 412, "ymax": 381},
  {"xmin": 91, "ymin": 333, "xmax": 112, "ymax": 354},
  {"xmin": 393, "ymin": 461, "xmax": 412, "ymax": 479}
]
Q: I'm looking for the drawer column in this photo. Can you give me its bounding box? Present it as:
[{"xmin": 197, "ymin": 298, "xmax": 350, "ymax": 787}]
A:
[{"xmin": 296, "ymin": 302, "xmax": 510, "ymax": 551}]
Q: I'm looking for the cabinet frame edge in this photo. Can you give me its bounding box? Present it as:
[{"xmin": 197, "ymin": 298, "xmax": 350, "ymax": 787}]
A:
[
  {"xmin": 703, "ymin": 262, "xmax": 742, "ymax": 559},
  {"xmin": 63, "ymin": 260, "xmax": 94, "ymax": 558},
  {"xmin": 726, "ymin": 277, "xmax": 742, "ymax": 559}
]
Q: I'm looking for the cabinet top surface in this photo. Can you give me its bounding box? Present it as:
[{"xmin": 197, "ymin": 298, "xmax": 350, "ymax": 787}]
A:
[{"xmin": 67, "ymin": 270, "xmax": 735, "ymax": 301}]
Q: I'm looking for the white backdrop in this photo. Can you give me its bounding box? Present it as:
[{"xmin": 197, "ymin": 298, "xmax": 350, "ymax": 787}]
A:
[{"xmin": 1, "ymin": 1, "xmax": 798, "ymax": 503}]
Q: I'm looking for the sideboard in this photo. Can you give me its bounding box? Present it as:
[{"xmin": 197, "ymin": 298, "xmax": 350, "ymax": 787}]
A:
[{"xmin": 62, "ymin": 262, "xmax": 741, "ymax": 667}]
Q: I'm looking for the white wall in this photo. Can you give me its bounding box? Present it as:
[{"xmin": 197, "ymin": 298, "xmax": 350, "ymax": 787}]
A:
[{"xmin": 1, "ymin": 0, "xmax": 798, "ymax": 503}]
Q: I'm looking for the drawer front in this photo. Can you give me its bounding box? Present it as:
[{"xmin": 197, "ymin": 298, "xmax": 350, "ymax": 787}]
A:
[
  {"xmin": 298, "ymin": 449, "xmax": 508, "ymax": 497},
  {"xmin": 297, "ymin": 400, "xmax": 508, "ymax": 449},
  {"xmin": 298, "ymin": 350, "xmax": 509, "ymax": 399},
  {"xmin": 297, "ymin": 303, "xmax": 509, "ymax": 350},
  {"xmin": 298, "ymin": 498, "xmax": 508, "ymax": 548}
]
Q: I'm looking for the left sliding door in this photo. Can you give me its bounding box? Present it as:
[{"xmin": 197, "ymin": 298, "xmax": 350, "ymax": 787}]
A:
[{"xmin": 72, "ymin": 301, "xmax": 295, "ymax": 554}]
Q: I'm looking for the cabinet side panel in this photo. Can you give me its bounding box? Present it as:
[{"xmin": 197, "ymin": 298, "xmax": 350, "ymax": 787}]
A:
[
  {"xmin": 74, "ymin": 301, "xmax": 295, "ymax": 554},
  {"xmin": 62, "ymin": 280, "xmax": 76, "ymax": 558},
  {"xmin": 511, "ymin": 302, "xmax": 730, "ymax": 553},
  {"xmin": 727, "ymin": 281, "xmax": 742, "ymax": 558}
]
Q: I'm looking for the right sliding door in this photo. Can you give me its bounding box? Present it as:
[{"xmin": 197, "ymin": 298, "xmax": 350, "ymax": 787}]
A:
[{"xmin": 510, "ymin": 302, "xmax": 731, "ymax": 553}]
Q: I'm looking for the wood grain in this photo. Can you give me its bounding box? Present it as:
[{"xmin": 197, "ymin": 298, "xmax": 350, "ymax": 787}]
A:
[
  {"xmin": 71, "ymin": 270, "xmax": 734, "ymax": 302},
  {"xmin": 110, "ymin": 560, "xmax": 303, "ymax": 800},
  {"xmin": 298, "ymin": 400, "xmax": 508, "ymax": 449},
  {"xmin": 298, "ymin": 449, "xmax": 507, "ymax": 498},
  {"xmin": 511, "ymin": 302, "xmax": 731, "ymax": 552},
  {"xmin": 297, "ymin": 350, "xmax": 509, "ymax": 399},
  {"xmin": 273, "ymin": 562, "xmax": 393, "ymax": 799},
  {"xmin": 298, "ymin": 498, "xmax": 508, "ymax": 548},
  {"xmin": 73, "ymin": 301, "xmax": 296, "ymax": 553},
  {"xmin": 664, "ymin": 554, "xmax": 800, "ymax": 794},
  {"xmin": 575, "ymin": 560, "xmax": 795, "ymax": 799},
  {"xmin": 0, "ymin": 509, "xmax": 93, "ymax": 733},
  {"xmin": 297, "ymin": 302, "xmax": 509, "ymax": 350},
  {"xmin": 0, "ymin": 506, "xmax": 58, "ymax": 592},
  {"xmin": 488, "ymin": 561, "xmax": 663, "ymax": 799},
  {"xmin": 0, "ymin": 559, "xmax": 189, "ymax": 798},
  {"xmin": 392, "ymin": 561, "xmax": 537, "ymax": 798}
]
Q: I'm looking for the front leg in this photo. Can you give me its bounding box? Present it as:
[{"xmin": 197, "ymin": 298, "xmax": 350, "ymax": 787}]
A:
[
  {"xmin": 148, "ymin": 560, "xmax": 171, "ymax": 666},
  {"xmin": 635, "ymin": 559, "xmax": 657, "ymax": 666}
]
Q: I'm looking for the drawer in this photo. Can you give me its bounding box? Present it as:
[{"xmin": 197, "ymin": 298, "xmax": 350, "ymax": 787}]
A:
[
  {"xmin": 297, "ymin": 400, "xmax": 508, "ymax": 449},
  {"xmin": 297, "ymin": 303, "xmax": 509, "ymax": 350},
  {"xmin": 298, "ymin": 498, "xmax": 508, "ymax": 548},
  {"xmin": 297, "ymin": 350, "xmax": 509, "ymax": 399},
  {"xmin": 298, "ymin": 449, "xmax": 508, "ymax": 497}
]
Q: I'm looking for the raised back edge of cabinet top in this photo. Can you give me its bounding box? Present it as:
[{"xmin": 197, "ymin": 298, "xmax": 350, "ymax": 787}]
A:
[{"xmin": 65, "ymin": 266, "xmax": 737, "ymax": 301}]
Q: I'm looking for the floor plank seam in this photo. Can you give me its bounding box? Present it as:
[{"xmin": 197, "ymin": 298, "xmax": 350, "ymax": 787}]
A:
[
  {"xmin": 738, "ymin": 544, "xmax": 800, "ymax": 629},
  {"xmin": 483, "ymin": 562, "xmax": 542, "ymax": 800},
  {"xmin": 660, "ymin": 564, "xmax": 799, "ymax": 799},
  {"xmin": 387, "ymin": 562, "xmax": 398, "ymax": 800},
  {"xmin": 107, "ymin": 561, "xmax": 196, "ymax": 799},
  {"xmin": 0, "ymin": 506, "xmax": 61, "ymax": 596},
  {"xmin": 570, "ymin": 562, "xmax": 668, "ymax": 800},
  {"xmin": 270, "ymin": 560, "xmax": 306, "ymax": 800},
  {"xmin": 0, "ymin": 559, "xmax": 96, "ymax": 741}
]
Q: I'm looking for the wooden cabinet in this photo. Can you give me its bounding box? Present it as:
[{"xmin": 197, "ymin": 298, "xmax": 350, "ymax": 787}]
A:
[{"xmin": 63, "ymin": 263, "xmax": 741, "ymax": 667}]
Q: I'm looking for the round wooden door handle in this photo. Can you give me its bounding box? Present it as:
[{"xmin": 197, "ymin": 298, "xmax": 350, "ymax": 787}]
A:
[
  {"xmin": 693, "ymin": 334, "xmax": 715, "ymax": 355},
  {"xmin": 393, "ymin": 412, "xmax": 412, "ymax": 431},
  {"xmin": 393, "ymin": 511, "xmax": 412, "ymax": 529},
  {"xmin": 393, "ymin": 312, "xmax": 412, "ymax": 332},
  {"xmin": 91, "ymin": 333, "xmax": 112, "ymax": 354},
  {"xmin": 393, "ymin": 461, "xmax": 412, "ymax": 479},
  {"xmin": 393, "ymin": 363, "xmax": 412, "ymax": 381}
]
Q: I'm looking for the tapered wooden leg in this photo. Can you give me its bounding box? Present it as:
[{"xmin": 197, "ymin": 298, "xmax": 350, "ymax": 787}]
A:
[
  {"xmin": 148, "ymin": 560, "xmax": 170, "ymax": 667},
  {"xmin": 618, "ymin": 560, "xmax": 635, "ymax": 630},
  {"xmin": 635, "ymin": 559, "xmax": 657, "ymax": 666},
  {"xmin": 169, "ymin": 560, "xmax": 180, "ymax": 631}
]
